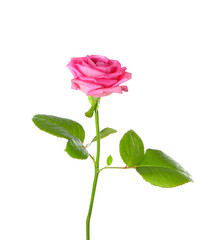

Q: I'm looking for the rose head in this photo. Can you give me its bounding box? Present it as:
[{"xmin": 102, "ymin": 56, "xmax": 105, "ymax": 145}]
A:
[{"xmin": 67, "ymin": 55, "xmax": 132, "ymax": 97}]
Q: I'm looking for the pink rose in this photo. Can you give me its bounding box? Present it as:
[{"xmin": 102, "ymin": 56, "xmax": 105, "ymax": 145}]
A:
[{"xmin": 67, "ymin": 55, "xmax": 132, "ymax": 97}]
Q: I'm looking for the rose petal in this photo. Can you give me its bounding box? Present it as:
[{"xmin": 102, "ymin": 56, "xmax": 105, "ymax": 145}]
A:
[
  {"xmin": 89, "ymin": 55, "xmax": 109, "ymax": 64},
  {"xmin": 113, "ymin": 72, "xmax": 132, "ymax": 86},
  {"xmin": 96, "ymin": 67, "xmax": 127, "ymax": 79},
  {"xmin": 71, "ymin": 79, "xmax": 101, "ymax": 95},
  {"xmin": 84, "ymin": 56, "xmax": 97, "ymax": 67},
  {"xmin": 66, "ymin": 63, "xmax": 79, "ymax": 78},
  {"xmin": 76, "ymin": 64, "xmax": 104, "ymax": 78},
  {"xmin": 94, "ymin": 60, "xmax": 121, "ymax": 74},
  {"xmin": 120, "ymin": 85, "xmax": 128, "ymax": 92},
  {"xmin": 87, "ymin": 85, "xmax": 128, "ymax": 97},
  {"xmin": 71, "ymin": 80, "xmax": 80, "ymax": 90},
  {"xmin": 94, "ymin": 78, "xmax": 118, "ymax": 87}
]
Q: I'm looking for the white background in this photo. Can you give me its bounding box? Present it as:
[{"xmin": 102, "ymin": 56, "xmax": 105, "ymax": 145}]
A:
[{"xmin": 0, "ymin": 0, "xmax": 207, "ymax": 239}]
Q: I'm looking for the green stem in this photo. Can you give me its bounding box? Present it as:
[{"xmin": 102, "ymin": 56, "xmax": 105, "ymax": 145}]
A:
[{"xmin": 86, "ymin": 109, "xmax": 100, "ymax": 240}]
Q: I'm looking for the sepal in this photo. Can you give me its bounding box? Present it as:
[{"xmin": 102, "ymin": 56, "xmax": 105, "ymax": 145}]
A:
[{"xmin": 85, "ymin": 96, "xmax": 100, "ymax": 118}]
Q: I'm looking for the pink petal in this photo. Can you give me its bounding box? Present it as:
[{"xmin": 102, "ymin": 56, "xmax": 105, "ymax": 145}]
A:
[
  {"xmin": 76, "ymin": 64, "xmax": 104, "ymax": 78},
  {"xmin": 71, "ymin": 79, "xmax": 101, "ymax": 95},
  {"xmin": 94, "ymin": 78, "xmax": 118, "ymax": 87},
  {"xmin": 71, "ymin": 80, "xmax": 80, "ymax": 90},
  {"xmin": 89, "ymin": 55, "xmax": 109, "ymax": 64},
  {"xmin": 94, "ymin": 60, "xmax": 121, "ymax": 74},
  {"xmin": 96, "ymin": 67, "xmax": 127, "ymax": 79},
  {"xmin": 113, "ymin": 72, "xmax": 132, "ymax": 86},
  {"xmin": 84, "ymin": 56, "xmax": 97, "ymax": 67},
  {"xmin": 120, "ymin": 85, "xmax": 128, "ymax": 92},
  {"xmin": 66, "ymin": 63, "xmax": 79, "ymax": 78},
  {"xmin": 87, "ymin": 85, "xmax": 128, "ymax": 97}
]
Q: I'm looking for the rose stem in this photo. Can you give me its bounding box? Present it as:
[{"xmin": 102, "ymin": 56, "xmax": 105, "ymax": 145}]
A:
[{"xmin": 86, "ymin": 108, "xmax": 100, "ymax": 240}]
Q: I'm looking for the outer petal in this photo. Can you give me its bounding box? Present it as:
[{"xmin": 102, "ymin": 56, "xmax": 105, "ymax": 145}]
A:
[
  {"xmin": 87, "ymin": 85, "xmax": 128, "ymax": 97},
  {"xmin": 67, "ymin": 58, "xmax": 83, "ymax": 78},
  {"xmin": 71, "ymin": 79, "xmax": 101, "ymax": 95},
  {"xmin": 71, "ymin": 80, "xmax": 80, "ymax": 90},
  {"xmin": 71, "ymin": 76, "xmax": 118, "ymax": 87},
  {"xmin": 112, "ymin": 72, "xmax": 132, "ymax": 87},
  {"xmin": 94, "ymin": 78, "xmax": 118, "ymax": 87},
  {"xmin": 66, "ymin": 63, "xmax": 78, "ymax": 78}
]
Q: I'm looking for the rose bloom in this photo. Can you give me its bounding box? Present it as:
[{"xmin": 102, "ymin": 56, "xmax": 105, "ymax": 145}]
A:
[{"xmin": 67, "ymin": 55, "xmax": 132, "ymax": 97}]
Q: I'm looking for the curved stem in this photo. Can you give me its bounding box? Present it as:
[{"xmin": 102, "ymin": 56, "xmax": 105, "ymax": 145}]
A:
[{"xmin": 86, "ymin": 109, "xmax": 100, "ymax": 240}]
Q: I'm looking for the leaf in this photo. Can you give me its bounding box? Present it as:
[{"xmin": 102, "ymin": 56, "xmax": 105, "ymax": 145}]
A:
[
  {"xmin": 85, "ymin": 96, "xmax": 100, "ymax": 118},
  {"xmin": 32, "ymin": 114, "xmax": 88, "ymax": 160},
  {"xmin": 119, "ymin": 130, "xmax": 144, "ymax": 167},
  {"xmin": 91, "ymin": 128, "xmax": 117, "ymax": 143},
  {"xmin": 107, "ymin": 155, "xmax": 113, "ymax": 166},
  {"xmin": 88, "ymin": 128, "xmax": 117, "ymax": 146},
  {"xmin": 32, "ymin": 114, "xmax": 85, "ymax": 143},
  {"xmin": 65, "ymin": 138, "xmax": 89, "ymax": 159},
  {"xmin": 136, "ymin": 149, "xmax": 193, "ymax": 188}
]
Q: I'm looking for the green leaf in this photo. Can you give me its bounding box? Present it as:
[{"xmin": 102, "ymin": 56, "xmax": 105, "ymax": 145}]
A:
[
  {"xmin": 89, "ymin": 128, "xmax": 117, "ymax": 145},
  {"xmin": 107, "ymin": 155, "xmax": 113, "ymax": 166},
  {"xmin": 136, "ymin": 149, "xmax": 193, "ymax": 188},
  {"xmin": 119, "ymin": 130, "xmax": 144, "ymax": 167},
  {"xmin": 65, "ymin": 138, "xmax": 89, "ymax": 159},
  {"xmin": 85, "ymin": 96, "xmax": 100, "ymax": 118},
  {"xmin": 32, "ymin": 114, "xmax": 85, "ymax": 143}
]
